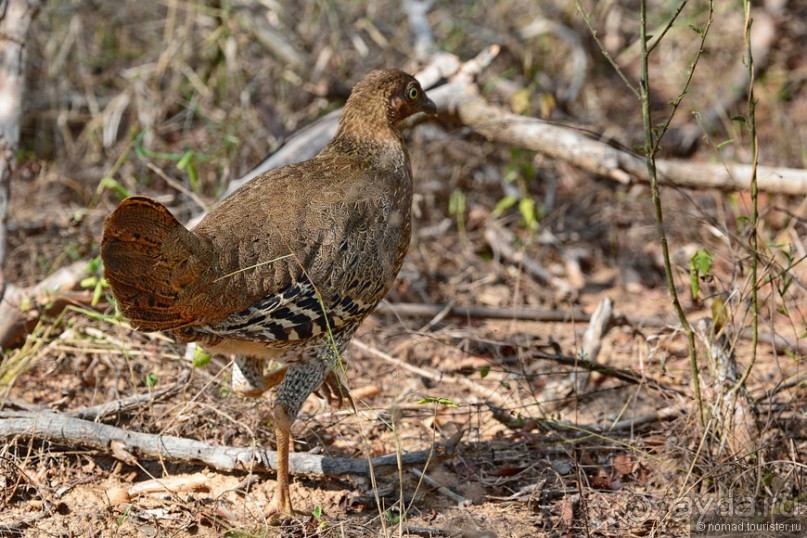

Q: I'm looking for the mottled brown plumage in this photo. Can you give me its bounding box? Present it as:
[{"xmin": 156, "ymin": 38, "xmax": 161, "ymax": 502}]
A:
[{"xmin": 101, "ymin": 69, "xmax": 436, "ymax": 518}]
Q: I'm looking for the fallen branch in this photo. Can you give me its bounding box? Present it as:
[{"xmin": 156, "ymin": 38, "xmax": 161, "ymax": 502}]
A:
[
  {"xmin": 231, "ymin": 43, "xmax": 807, "ymax": 206},
  {"xmin": 485, "ymin": 221, "xmax": 576, "ymax": 299},
  {"xmin": 427, "ymin": 46, "xmax": 807, "ymax": 195},
  {"xmin": 352, "ymin": 339, "xmax": 510, "ymax": 407},
  {"xmin": 409, "ymin": 467, "xmax": 471, "ymax": 507},
  {"xmin": 576, "ymin": 297, "xmax": 614, "ymax": 391},
  {"xmin": 0, "ymin": 261, "xmax": 92, "ymax": 348},
  {"xmin": 0, "ymin": 410, "xmax": 460, "ymax": 477},
  {"xmin": 530, "ymin": 350, "xmax": 685, "ymax": 396},
  {"xmin": 68, "ymin": 371, "xmax": 191, "ymax": 421},
  {"xmin": 106, "ymin": 472, "xmax": 209, "ymax": 505},
  {"xmin": 375, "ymin": 302, "xmax": 590, "ymax": 323}
]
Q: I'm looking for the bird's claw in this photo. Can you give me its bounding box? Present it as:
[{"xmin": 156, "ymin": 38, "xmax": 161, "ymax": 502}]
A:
[{"xmin": 314, "ymin": 371, "xmax": 353, "ymax": 408}]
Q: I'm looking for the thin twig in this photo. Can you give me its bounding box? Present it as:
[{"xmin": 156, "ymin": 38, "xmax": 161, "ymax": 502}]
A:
[
  {"xmin": 68, "ymin": 370, "xmax": 190, "ymax": 421},
  {"xmin": 352, "ymin": 339, "xmax": 510, "ymax": 407},
  {"xmin": 375, "ymin": 302, "xmax": 591, "ymax": 324},
  {"xmin": 575, "ymin": 0, "xmax": 639, "ymax": 98},
  {"xmin": 639, "ymin": 0, "xmax": 704, "ymax": 425},
  {"xmin": 729, "ymin": 0, "xmax": 761, "ymax": 438},
  {"xmin": 647, "ymin": 1, "xmax": 688, "ymax": 54},
  {"xmin": 485, "ymin": 222, "xmax": 576, "ymax": 298},
  {"xmin": 531, "ymin": 350, "xmax": 685, "ymax": 396},
  {"xmin": 145, "ymin": 162, "xmax": 208, "ymax": 212},
  {"xmin": 409, "ymin": 467, "xmax": 471, "ymax": 507},
  {"xmin": 650, "ymin": 2, "xmax": 714, "ymax": 156}
]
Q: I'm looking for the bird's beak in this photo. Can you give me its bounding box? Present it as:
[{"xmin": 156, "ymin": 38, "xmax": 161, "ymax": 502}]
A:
[{"xmin": 422, "ymin": 95, "xmax": 437, "ymax": 116}]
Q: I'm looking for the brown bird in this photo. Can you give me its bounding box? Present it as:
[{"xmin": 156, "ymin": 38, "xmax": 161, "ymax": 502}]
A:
[{"xmin": 101, "ymin": 69, "xmax": 436, "ymax": 518}]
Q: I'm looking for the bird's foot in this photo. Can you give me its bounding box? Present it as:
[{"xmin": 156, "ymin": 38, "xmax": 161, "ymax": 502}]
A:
[
  {"xmin": 314, "ymin": 371, "xmax": 354, "ymax": 408},
  {"xmin": 266, "ymin": 500, "xmax": 307, "ymax": 526}
]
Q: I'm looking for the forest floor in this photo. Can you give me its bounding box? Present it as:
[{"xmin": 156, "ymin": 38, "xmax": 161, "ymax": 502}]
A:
[{"xmin": 2, "ymin": 1, "xmax": 806, "ymax": 536}]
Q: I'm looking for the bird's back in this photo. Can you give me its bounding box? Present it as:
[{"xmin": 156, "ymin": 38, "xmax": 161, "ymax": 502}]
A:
[
  {"xmin": 102, "ymin": 68, "xmax": 433, "ymax": 353},
  {"xmin": 103, "ymin": 150, "xmax": 412, "ymax": 348}
]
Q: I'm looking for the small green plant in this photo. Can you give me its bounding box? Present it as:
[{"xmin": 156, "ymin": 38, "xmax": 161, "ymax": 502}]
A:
[
  {"xmin": 192, "ymin": 346, "xmax": 212, "ymax": 368},
  {"xmin": 448, "ymin": 188, "xmax": 467, "ymax": 242},
  {"xmin": 689, "ymin": 248, "xmax": 713, "ymax": 300},
  {"xmin": 385, "ymin": 508, "xmax": 401, "ymax": 525},
  {"xmin": 493, "ymin": 148, "xmax": 541, "ymax": 232},
  {"xmin": 116, "ymin": 504, "xmax": 132, "ymax": 527},
  {"xmin": 145, "ymin": 373, "xmax": 158, "ymax": 389},
  {"xmin": 80, "ymin": 256, "xmax": 109, "ymax": 307},
  {"xmin": 417, "ymin": 396, "xmax": 459, "ymax": 408},
  {"xmin": 312, "ymin": 505, "xmax": 327, "ymax": 531},
  {"xmin": 96, "ymin": 176, "xmax": 130, "ymax": 201},
  {"xmin": 134, "ymin": 131, "xmax": 211, "ymax": 191}
]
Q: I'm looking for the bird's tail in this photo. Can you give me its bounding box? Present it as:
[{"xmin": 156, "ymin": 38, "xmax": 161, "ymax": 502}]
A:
[{"xmin": 101, "ymin": 196, "xmax": 215, "ymax": 331}]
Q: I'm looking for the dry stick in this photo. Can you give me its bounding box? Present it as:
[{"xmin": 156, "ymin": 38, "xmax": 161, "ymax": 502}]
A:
[
  {"xmin": 355, "ymin": 336, "xmax": 682, "ymax": 404},
  {"xmin": 106, "ymin": 472, "xmax": 209, "ymax": 504},
  {"xmin": 581, "ymin": 297, "xmax": 612, "ymax": 364},
  {"xmin": 408, "ymin": 467, "xmax": 471, "ymax": 507},
  {"xmin": 401, "ymin": 526, "xmax": 453, "ymax": 537},
  {"xmin": 484, "ymin": 221, "xmax": 575, "ymax": 298},
  {"xmin": 68, "ymin": 371, "xmax": 191, "ymax": 421},
  {"xmin": 531, "ymin": 350, "xmax": 685, "ymax": 396},
  {"xmin": 352, "ymin": 339, "xmax": 510, "ymax": 407},
  {"xmin": 0, "ymin": 410, "xmax": 460, "ymax": 477},
  {"xmin": 403, "ymin": 0, "xmax": 436, "ymax": 60},
  {"xmin": 428, "ymin": 53, "xmax": 807, "ymax": 195},
  {"xmin": 576, "ymin": 297, "xmax": 613, "ymax": 391},
  {"xmin": 0, "ymin": 261, "xmax": 92, "ymax": 348},
  {"xmin": 375, "ymin": 302, "xmax": 592, "ymax": 324},
  {"xmin": 231, "ymin": 0, "xmax": 305, "ymax": 67}
]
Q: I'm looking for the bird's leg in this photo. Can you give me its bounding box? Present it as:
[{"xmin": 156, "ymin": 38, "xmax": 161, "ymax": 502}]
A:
[
  {"xmin": 232, "ymin": 356, "xmax": 286, "ymax": 397},
  {"xmin": 267, "ymin": 360, "xmax": 328, "ymax": 522}
]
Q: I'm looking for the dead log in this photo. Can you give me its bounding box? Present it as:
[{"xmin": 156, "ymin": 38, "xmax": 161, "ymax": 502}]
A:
[
  {"xmin": 0, "ymin": 409, "xmax": 460, "ymax": 477},
  {"xmin": 0, "ymin": 261, "xmax": 92, "ymax": 349}
]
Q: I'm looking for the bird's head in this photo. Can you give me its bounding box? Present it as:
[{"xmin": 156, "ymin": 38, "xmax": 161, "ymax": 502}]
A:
[{"xmin": 339, "ymin": 69, "xmax": 436, "ymax": 137}]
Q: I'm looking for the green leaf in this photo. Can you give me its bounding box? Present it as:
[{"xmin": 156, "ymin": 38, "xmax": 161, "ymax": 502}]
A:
[
  {"xmin": 80, "ymin": 276, "xmax": 98, "ymax": 289},
  {"xmin": 519, "ymin": 197, "xmax": 539, "ymax": 230},
  {"xmin": 689, "ymin": 248, "xmax": 713, "ymax": 299},
  {"xmin": 145, "ymin": 373, "xmax": 158, "ymax": 389},
  {"xmin": 716, "ymin": 139, "xmax": 734, "ymax": 150},
  {"xmin": 417, "ymin": 396, "xmax": 460, "ymax": 408},
  {"xmin": 492, "ymin": 195, "xmax": 519, "ymax": 217},
  {"xmin": 448, "ymin": 188, "xmax": 466, "ymax": 216},
  {"xmin": 177, "ymin": 151, "xmax": 199, "ymax": 191},
  {"xmin": 480, "ymin": 365, "xmax": 490, "ymax": 379},
  {"xmin": 98, "ymin": 177, "xmax": 130, "ymax": 200},
  {"xmin": 312, "ymin": 505, "xmax": 323, "ymax": 520},
  {"xmin": 91, "ymin": 280, "xmax": 104, "ymax": 307},
  {"xmin": 192, "ymin": 346, "xmax": 212, "ymax": 368}
]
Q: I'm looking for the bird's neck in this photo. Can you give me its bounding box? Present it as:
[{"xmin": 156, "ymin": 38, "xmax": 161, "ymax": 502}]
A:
[{"xmin": 323, "ymin": 114, "xmax": 407, "ymax": 169}]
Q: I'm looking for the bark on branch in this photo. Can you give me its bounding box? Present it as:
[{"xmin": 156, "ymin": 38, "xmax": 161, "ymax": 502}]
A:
[
  {"xmin": 0, "ymin": 0, "xmax": 43, "ymax": 269},
  {"xmin": 0, "ymin": 410, "xmax": 459, "ymax": 477}
]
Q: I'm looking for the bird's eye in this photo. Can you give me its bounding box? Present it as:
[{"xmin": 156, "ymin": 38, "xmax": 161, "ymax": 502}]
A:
[{"xmin": 407, "ymin": 86, "xmax": 419, "ymax": 100}]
